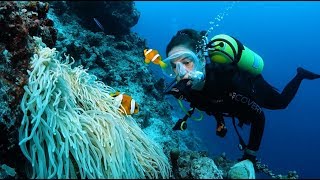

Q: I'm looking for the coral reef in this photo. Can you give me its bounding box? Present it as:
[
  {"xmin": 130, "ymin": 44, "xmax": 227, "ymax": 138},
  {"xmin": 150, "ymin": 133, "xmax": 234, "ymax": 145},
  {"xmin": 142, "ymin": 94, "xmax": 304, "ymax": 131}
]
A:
[
  {"xmin": 190, "ymin": 157, "xmax": 223, "ymax": 179},
  {"xmin": 0, "ymin": 1, "xmax": 207, "ymax": 178},
  {"xmin": 214, "ymin": 152, "xmax": 300, "ymax": 179},
  {"xmin": 0, "ymin": 1, "xmax": 304, "ymax": 179},
  {"xmin": 0, "ymin": 1, "xmax": 57, "ymax": 177},
  {"xmin": 169, "ymin": 149, "xmax": 224, "ymax": 179},
  {"xmin": 214, "ymin": 152, "xmax": 236, "ymax": 178},
  {"xmin": 62, "ymin": 1, "xmax": 140, "ymax": 36},
  {"xmin": 18, "ymin": 36, "xmax": 171, "ymax": 178},
  {"xmin": 0, "ymin": 0, "xmax": 57, "ymax": 122},
  {"xmin": 256, "ymin": 161, "xmax": 299, "ymax": 179},
  {"xmin": 46, "ymin": 2, "xmax": 172, "ymax": 132}
]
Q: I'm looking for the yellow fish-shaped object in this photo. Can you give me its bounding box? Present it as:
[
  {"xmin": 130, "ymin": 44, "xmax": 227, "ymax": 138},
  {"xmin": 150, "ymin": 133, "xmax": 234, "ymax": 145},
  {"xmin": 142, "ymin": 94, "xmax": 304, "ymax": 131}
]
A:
[
  {"xmin": 110, "ymin": 91, "xmax": 139, "ymax": 115},
  {"xmin": 143, "ymin": 49, "xmax": 167, "ymax": 69}
]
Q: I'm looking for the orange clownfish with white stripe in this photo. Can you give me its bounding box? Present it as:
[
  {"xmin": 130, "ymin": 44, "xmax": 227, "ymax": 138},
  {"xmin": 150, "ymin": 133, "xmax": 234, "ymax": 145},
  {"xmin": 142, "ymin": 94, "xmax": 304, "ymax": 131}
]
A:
[
  {"xmin": 143, "ymin": 49, "xmax": 167, "ymax": 69},
  {"xmin": 110, "ymin": 91, "xmax": 139, "ymax": 115}
]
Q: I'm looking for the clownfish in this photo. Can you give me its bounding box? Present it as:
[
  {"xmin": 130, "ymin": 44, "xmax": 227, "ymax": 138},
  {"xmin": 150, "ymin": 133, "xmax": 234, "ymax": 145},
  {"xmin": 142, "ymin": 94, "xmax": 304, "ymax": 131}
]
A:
[
  {"xmin": 143, "ymin": 49, "xmax": 167, "ymax": 69},
  {"xmin": 110, "ymin": 91, "xmax": 139, "ymax": 115}
]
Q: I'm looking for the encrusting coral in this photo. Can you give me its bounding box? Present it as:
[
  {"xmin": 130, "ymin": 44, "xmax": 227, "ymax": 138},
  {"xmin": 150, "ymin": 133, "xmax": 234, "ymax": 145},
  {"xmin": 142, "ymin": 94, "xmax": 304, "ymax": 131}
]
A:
[{"xmin": 18, "ymin": 36, "xmax": 171, "ymax": 179}]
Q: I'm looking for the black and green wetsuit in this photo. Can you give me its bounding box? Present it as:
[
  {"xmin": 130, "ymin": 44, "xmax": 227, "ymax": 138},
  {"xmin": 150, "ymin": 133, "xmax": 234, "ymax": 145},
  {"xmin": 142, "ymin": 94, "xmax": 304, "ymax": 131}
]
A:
[{"xmin": 169, "ymin": 62, "xmax": 320, "ymax": 154}]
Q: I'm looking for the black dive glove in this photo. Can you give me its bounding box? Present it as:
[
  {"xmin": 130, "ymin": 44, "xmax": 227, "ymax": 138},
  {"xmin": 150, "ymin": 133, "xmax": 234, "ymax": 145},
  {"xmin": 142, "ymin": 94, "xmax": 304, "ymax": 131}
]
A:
[
  {"xmin": 165, "ymin": 79, "xmax": 193, "ymax": 100},
  {"xmin": 172, "ymin": 119, "xmax": 187, "ymax": 131},
  {"xmin": 213, "ymin": 113, "xmax": 228, "ymax": 138},
  {"xmin": 216, "ymin": 122, "xmax": 227, "ymax": 137},
  {"xmin": 173, "ymin": 107, "xmax": 195, "ymax": 131}
]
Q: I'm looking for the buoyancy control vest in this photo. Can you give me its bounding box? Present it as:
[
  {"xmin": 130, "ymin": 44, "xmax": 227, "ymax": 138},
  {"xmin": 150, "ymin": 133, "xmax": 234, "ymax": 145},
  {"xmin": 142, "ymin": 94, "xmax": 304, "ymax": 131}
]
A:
[
  {"xmin": 187, "ymin": 63, "xmax": 236, "ymax": 113},
  {"xmin": 188, "ymin": 63, "xmax": 260, "ymax": 114}
]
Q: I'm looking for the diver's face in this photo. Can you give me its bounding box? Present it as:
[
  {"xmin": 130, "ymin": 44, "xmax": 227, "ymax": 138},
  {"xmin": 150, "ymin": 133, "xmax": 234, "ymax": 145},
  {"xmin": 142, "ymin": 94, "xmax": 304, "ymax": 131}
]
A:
[{"xmin": 168, "ymin": 46, "xmax": 195, "ymax": 81}]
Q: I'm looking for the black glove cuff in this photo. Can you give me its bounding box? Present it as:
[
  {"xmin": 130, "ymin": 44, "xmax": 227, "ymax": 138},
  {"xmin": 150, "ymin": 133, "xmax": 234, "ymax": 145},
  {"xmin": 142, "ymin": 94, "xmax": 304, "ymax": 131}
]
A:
[
  {"xmin": 165, "ymin": 79, "xmax": 192, "ymax": 100},
  {"xmin": 173, "ymin": 119, "xmax": 187, "ymax": 131}
]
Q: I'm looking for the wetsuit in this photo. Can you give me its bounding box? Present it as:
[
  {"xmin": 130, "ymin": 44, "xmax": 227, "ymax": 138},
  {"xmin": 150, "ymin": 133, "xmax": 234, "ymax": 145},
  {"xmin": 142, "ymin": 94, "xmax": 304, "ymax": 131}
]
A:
[
  {"xmin": 168, "ymin": 62, "xmax": 320, "ymax": 160},
  {"xmin": 187, "ymin": 63, "xmax": 265, "ymax": 153}
]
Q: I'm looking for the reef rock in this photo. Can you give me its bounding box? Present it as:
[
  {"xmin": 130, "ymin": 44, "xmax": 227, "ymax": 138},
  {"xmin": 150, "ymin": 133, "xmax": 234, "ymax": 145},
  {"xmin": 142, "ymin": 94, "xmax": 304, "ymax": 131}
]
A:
[
  {"xmin": 0, "ymin": 1, "xmax": 57, "ymax": 177},
  {"xmin": 64, "ymin": 1, "xmax": 140, "ymax": 36}
]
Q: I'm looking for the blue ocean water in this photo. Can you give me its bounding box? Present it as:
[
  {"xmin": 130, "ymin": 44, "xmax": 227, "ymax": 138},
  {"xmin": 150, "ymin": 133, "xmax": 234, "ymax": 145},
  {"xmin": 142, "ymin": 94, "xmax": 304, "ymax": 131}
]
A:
[{"xmin": 132, "ymin": 1, "xmax": 320, "ymax": 178}]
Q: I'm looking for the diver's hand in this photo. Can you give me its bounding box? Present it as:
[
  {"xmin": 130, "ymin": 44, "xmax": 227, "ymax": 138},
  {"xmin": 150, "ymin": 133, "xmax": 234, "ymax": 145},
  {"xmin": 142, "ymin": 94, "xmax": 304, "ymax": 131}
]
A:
[
  {"xmin": 166, "ymin": 79, "xmax": 192, "ymax": 100},
  {"xmin": 172, "ymin": 119, "xmax": 187, "ymax": 131},
  {"xmin": 216, "ymin": 123, "xmax": 227, "ymax": 137}
]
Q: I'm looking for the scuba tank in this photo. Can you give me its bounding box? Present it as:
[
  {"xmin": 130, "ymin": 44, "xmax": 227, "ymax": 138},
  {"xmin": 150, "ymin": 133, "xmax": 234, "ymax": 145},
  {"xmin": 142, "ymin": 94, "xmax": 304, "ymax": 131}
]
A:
[{"xmin": 207, "ymin": 34, "xmax": 264, "ymax": 76}]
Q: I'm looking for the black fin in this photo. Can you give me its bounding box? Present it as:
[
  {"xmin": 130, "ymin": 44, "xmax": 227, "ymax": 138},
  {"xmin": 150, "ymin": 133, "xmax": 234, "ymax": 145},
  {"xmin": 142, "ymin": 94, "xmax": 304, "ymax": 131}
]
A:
[{"xmin": 297, "ymin": 67, "xmax": 320, "ymax": 80}]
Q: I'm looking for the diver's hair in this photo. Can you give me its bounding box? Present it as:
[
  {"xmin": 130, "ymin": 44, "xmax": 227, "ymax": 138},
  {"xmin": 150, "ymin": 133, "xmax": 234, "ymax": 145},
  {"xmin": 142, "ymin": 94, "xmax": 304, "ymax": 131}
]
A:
[{"xmin": 166, "ymin": 29, "xmax": 207, "ymax": 57}]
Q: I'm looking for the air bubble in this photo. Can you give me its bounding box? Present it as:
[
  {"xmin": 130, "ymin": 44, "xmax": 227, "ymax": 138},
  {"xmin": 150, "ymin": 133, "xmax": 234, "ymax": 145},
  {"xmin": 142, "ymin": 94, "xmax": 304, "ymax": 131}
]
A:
[{"xmin": 197, "ymin": 1, "xmax": 237, "ymax": 53}]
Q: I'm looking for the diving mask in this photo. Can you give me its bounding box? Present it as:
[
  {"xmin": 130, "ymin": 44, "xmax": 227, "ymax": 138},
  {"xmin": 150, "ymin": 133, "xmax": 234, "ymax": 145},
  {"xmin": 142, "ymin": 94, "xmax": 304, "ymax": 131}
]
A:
[{"xmin": 162, "ymin": 50, "xmax": 206, "ymax": 88}]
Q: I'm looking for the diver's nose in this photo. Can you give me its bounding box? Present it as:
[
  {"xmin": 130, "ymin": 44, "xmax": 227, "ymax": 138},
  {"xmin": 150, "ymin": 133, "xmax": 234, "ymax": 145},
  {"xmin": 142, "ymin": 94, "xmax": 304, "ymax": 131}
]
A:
[
  {"xmin": 176, "ymin": 62, "xmax": 187, "ymax": 77},
  {"xmin": 177, "ymin": 73, "xmax": 190, "ymax": 81}
]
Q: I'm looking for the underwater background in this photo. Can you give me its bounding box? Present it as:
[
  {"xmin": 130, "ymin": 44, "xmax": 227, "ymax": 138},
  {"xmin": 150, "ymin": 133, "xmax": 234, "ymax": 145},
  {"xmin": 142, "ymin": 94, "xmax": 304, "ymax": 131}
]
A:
[
  {"xmin": 133, "ymin": 1, "xmax": 320, "ymax": 179},
  {"xmin": 0, "ymin": 1, "xmax": 319, "ymax": 179}
]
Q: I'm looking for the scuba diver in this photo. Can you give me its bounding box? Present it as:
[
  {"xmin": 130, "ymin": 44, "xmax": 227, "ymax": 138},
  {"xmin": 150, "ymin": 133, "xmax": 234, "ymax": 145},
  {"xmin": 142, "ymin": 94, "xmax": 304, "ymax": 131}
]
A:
[{"xmin": 144, "ymin": 28, "xmax": 320, "ymax": 167}]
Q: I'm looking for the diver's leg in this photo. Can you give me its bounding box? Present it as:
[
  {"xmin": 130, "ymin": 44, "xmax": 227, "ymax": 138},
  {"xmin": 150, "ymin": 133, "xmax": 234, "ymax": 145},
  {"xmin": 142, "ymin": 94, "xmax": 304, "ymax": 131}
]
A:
[
  {"xmin": 246, "ymin": 112, "xmax": 265, "ymax": 152},
  {"xmin": 237, "ymin": 111, "xmax": 265, "ymax": 164},
  {"xmin": 254, "ymin": 67, "xmax": 320, "ymax": 109},
  {"xmin": 297, "ymin": 67, "xmax": 320, "ymax": 80},
  {"xmin": 277, "ymin": 67, "xmax": 320, "ymax": 108},
  {"xmin": 253, "ymin": 75, "xmax": 285, "ymax": 109}
]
